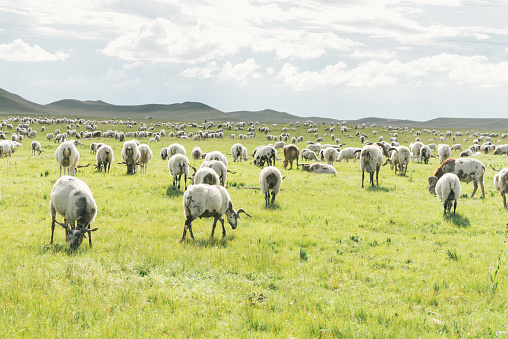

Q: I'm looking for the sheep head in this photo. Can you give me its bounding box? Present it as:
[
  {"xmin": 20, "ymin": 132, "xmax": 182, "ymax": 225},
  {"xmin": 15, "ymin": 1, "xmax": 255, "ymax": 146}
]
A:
[
  {"xmin": 428, "ymin": 176, "xmax": 438, "ymax": 195},
  {"xmin": 56, "ymin": 222, "xmax": 98, "ymax": 249},
  {"xmin": 225, "ymin": 205, "xmax": 252, "ymax": 229}
]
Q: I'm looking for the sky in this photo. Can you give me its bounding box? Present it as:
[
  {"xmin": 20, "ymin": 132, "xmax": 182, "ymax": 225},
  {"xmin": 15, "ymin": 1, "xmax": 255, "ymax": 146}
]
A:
[{"xmin": 1, "ymin": 0, "xmax": 508, "ymax": 121}]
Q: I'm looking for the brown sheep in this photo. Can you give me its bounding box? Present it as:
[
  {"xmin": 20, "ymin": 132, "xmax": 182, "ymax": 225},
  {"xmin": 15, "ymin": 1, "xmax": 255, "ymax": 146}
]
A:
[{"xmin": 283, "ymin": 144, "xmax": 299, "ymax": 170}]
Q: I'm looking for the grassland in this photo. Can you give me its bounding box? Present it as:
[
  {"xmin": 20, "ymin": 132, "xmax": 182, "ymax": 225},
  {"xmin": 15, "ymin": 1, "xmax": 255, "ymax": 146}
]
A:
[{"xmin": 0, "ymin": 118, "xmax": 507, "ymax": 338}]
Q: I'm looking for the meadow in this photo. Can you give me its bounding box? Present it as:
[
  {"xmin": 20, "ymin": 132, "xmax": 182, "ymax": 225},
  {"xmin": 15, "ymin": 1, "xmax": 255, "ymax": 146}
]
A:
[{"xmin": 0, "ymin": 117, "xmax": 507, "ymax": 338}]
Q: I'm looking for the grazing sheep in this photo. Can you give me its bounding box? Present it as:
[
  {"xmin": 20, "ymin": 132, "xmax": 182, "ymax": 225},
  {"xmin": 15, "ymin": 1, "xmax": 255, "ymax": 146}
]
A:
[
  {"xmin": 231, "ymin": 143, "xmax": 248, "ymax": 162},
  {"xmin": 55, "ymin": 140, "xmax": 80, "ymax": 177},
  {"xmin": 120, "ymin": 140, "xmax": 141, "ymax": 175},
  {"xmin": 437, "ymin": 144, "xmax": 452, "ymax": 163},
  {"xmin": 253, "ymin": 145, "xmax": 276, "ymax": 167},
  {"xmin": 95, "ymin": 145, "xmax": 114, "ymax": 173},
  {"xmin": 200, "ymin": 160, "xmax": 231, "ymax": 186},
  {"xmin": 138, "ymin": 144, "xmax": 153, "ymax": 174},
  {"xmin": 411, "ymin": 141, "xmax": 424, "ymax": 163},
  {"xmin": 168, "ymin": 143, "xmax": 186, "ymax": 158},
  {"xmin": 193, "ymin": 167, "xmax": 220, "ymax": 185},
  {"xmin": 204, "ymin": 150, "xmax": 229, "ymax": 167},
  {"xmin": 451, "ymin": 144, "xmax": 462, "ymax": 152},
  {"xmin": 49, "ymin": 176, "xmax": 98, "ymax": 249},
  {"xmin": 299, "ymin": 163, "xmax": 337, "ymax": 174},
  {"xmin": 301, "ymin": 148, "xmax": 319, "ymax": 161},
  {"xmin": 383, "ymin": 146, "xmax": 410, "ymax": 175},
  {"xmin": 492, "ymin": 166, "xmax": 508, "ymax": 208},
  {"xmin": 493, "ymin": 144, "xmax": 508, "ymax": 155},
  {"xmin": 419, "ymin": 145, "xmax": 432, "ymax": 164},
  {"xmin": 356, "ymin": 144, "xmax": 384, "ymax": 187},
  {"xmin": 428, "ymin": 173, "xmax": 461, "ymax": 215},
  {"xmin": 322, "ymin": 147, "xmax": 340, "ymax": 165},
  {"xmin": 460, "ymin": 149, "xmax": 473, "ymax": 157},
  {"xmin": 168, "ymin": 154, "xmax": 193, "ymax": 190},
  {"xmin": 337, "ymin": 147, "xmax": 359, "ymax": 163},
  {"xmin": 191, "ymin": 146, "xmax": 203, "ymax": 160},
  {"xmin": 259, "ymin": 166, "xmax": 282, "ymax": 207},
  {"xmin": 283, "ymin": 144, "xmax": 299, "ymax": 169},
  {"xmin": 433, "ymin": 158, "xmax": 485, "ymax": 198},
  {"xmin": 306, "ymin": 143, "xmax": 321, "ymax": 153},
  {"xmin": 31, "ymin": 140, "xmax": 42, "ymax": 155},
  {"xmin": 181, "ymin": 184, "xmax": 251, "ymax": 241},
  {"xmin": 160, "ymin": 147, "xmax": 169, "ymax": 160}
]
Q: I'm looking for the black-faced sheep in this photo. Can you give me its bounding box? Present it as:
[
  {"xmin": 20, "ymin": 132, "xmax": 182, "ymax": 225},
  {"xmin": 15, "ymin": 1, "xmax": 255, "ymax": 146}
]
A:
[
  {"xmin": 138, "ymin": 144, "xmax": 153, "ymax": 174},
  {"xmin": 419, "ymin": 145, "xmax": 432, "ymax": 164},
  {"xmin": 259, "ymin": 166, "xmax": 282, "ymax": 206},
  {"xmin": 433, "ymin": 158, "xmax": 485, "ymax": 198},
  {"xmin": 120, "ymin": 140, "xmax": 140, "ymax": 175},
  {"xmin": 160, "ymin": 147, "xmax": 169, "ymax": 160},
  {"xmin": 283, "ymin": 144, "xmax": 299, "ymax": 169},
  {"xmin": 55, "ymin": 140, "xmax": 80, "ymax": 177},
  {"xmin": 428, "ymin": 173, "xmax": 461, "ymax": 215},
  {"xmin": 181, "ymin": 184, "xmax": 251, "ymax": 241},
  {"xmin": 356, "ymin": 144, "xmax": 384, "ymax": 187},
  {"xmin": 49, "ymin": 176, "xmax": 98, "ymax": 249},
  {"xmin": 253, "ymin": 146, "xmax": 276, "ymax": 167}
]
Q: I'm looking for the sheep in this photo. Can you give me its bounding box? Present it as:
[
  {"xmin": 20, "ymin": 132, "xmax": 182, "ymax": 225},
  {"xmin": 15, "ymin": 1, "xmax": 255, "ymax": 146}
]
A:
[
  {"xmin": 337, "ymin": 147, "xmax": 359, "ymax": 163},
  {"xmin": 383, "ymin": 145, "xmax": 410, "ymax": 175},
  {"xmin": 181, "ymin": 184, "xmax": 251, "ymax": 241},
  {"xmin": 200, "ymin": 160, "xmax": 232, "ymax": 186},
  {"xmin": 168, "ymin": 143, "xmax": 186, "ymax": 158},
  {"xmin": 301, "ymin": 148, "xmax": 319, "ymax": 161},
  {"xmin": 55, "ymin": 140, "xmax": 80, "ymax": 177},
  {"xmin": 160, "ymin": 147, "xmax": 169, "ymax": 160},
  {"xmin": 356, "ymin": 144, "xmax": 384, "ymax": 187},
  {"xmin": 428, "ymin": 173, "xmax": 461, "ymax": 215},
  {"xmin": 322, "ymin": 147, "xmax": 340, "ymax": 165},
  {"xmin": 306, "ymin": 143, "xmax": 321, "ymax": 153},
  {"xmin": 433, "ymin": 158, "xmax": 485, "ymax": 198},
  {"xmin": 419, "ymin": 145, "xmax": 432, "ymax": 164},
  {"xmin": 231, "ymin": 143, "xmax": 248, "ymax": 162},
  {"xmin": 138, "ymin": 144, "xmax": 153, "ymax": 174},
  {"xmin": 411, "ymin": 141, "xmax": 424, "ymax": 162},
  {"xmin": 95, "ymin": 145, "xmax": 113, "ymax": 173},
  {"xmin": 299, "ymin": 163, "xmax": 337, "ymax": 174},
  {"xmin": 191, "ymin": 146, "xmax": 203, "ymax": 160},
  {"xmin": 259, "ymin": 166, "xmax": 282, "ymax": 207},
  {"xmin": 168, "ymin": 154, "xmax": 193, "ymax": 190},
  {"xmin": 451, "ymin": 144, "xmax": 462, "ymax": 152},
  {"xmin": 253, "ymin": 145, "xmax": 276, "ymax": 167},
  {"xmin": 49, "ymin": 176, "xmax": 98, "ymax": 249},
  {"xmin": 204, "ymin": 150, "xmax": 229, "ymax": 167},
  {"xmin": 460, "ymin": 149, "xmax": 473, "ymax": 157},
  {"xmin": 492, "ymin": 166, "xmax": 508, "ymax": 208},
  {"xmin": 274, "ymin": 141, "xmax": 285, "ymax": 150},
  {"xmin": 120, "ymin": 140, "xmax": 141, "ymax": 175},
  {"xmin": 437, "ymin": 144, "xmax": 452, "ymax": 163},
  {"xmin": 31, "ymin": 140, "xmax": 42, "ymax": 155},
  {"xmin": 283, "ymin": 144, "xmax": 299, "ymax": 169},
  {"xmin": 192, "ymin": 167, "xmax": 220, "ymax": 185},
  {"xmin": 493, "ymin": 144, "xmax": 508, "ymax": 155}
]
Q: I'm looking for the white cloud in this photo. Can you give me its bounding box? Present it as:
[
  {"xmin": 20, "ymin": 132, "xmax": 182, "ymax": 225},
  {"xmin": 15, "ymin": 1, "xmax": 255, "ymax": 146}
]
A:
[
  {"xmin": 101, "ymin": 69, "xmax": 128, "ymax": 82},
  {"xmin": 179, "ymin": 59, "xmax": 261, "ymax": 85},
  {"xmin": 123, "ymin": 61, "xmax": 144, "ymax": 70},
  {"xmin": 0, "ymin": 39, "xmax": 69, "ymax": 62},
  {"xmin": 179, "ymin": 62, "xmax": 219, "ymax": 79}
]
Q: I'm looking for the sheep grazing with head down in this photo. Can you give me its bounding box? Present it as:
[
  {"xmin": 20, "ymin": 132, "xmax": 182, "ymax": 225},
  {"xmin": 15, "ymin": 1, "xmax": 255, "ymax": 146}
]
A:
[
  {"xmin": 191, "ymin": 146, "xmax": 203, "ymax": 160},
  {"xmin": 283, "ymin": 144, "xmax": 299, "ymax": 169},
  {"xmin": 411, "ymin": 141, "xmax": 424, "ymax": 163},
  {"xmin": 253, "ymin": 145, "xmax": 276, "ymax": 167},
  {"xmin": 160, "ymin": 147, "xmax": 169, "ymax": 160},
  {"xmin": 322, "ymin": 147, "xmax": 340, "ymax": 165},
  {"xmin": 299, "ymin": 163, "xmax": 337, "ymax": 174},
  {"xmin": 96, "ymin": 145, "xmax": 113, "ymax": 173},
  {"xmin": 192, "ymin": 167, "xmax": 220, "ymax": 185},
  {"xmin": 204, "ymin": 150, "xmax": 229, "ymax": 167},
  {"xmin": 428, "ymin": 173, "xmax": 461, "ymax": 215},
  {"xmin": 432, "ymin": 158, "xmax": 485, "ymax": 198},
  {"xmin": 301, "ymin": 148, "xmax": 319, "ymax": 161},
  {"xmin": 200, "ymin": 160, "xmax": 232, "ymax": 186},
  {"xmin": 120, "ymin": 140, "xmax": 140, "ymax": 175},
  {"xmin": 49, "ymin": 176, "xmax": 98, "ymax": 249},
  {"xmin": 355, "ymin": 143, "xmax": 384, "ymax": 187},
  {"xmin": 492, "ymin": 165, "xmax": 508, "ymax": 208},
  {"xmin": 337, "ymin": 147, "xmax": 359, "ymax": 163},
  {"xmin": 169, "ymin": 154, "xmax": 194, "ymax": 190},
  {"xmin": 259, "ymin": 166, "xmax": 282, "ymax": 207},
  {"xmin": 419, "ymin": 145, "xmax": 432, "ymax": 164},
  {"xmin": 168, "ymin": 143, "xmax": 186, "ymax": 158},
  {"xmin": 55, "ymin": 140, "xmax": 80, "ymax": 177},
  {"xmin": 31, "ymin": 140, "xmax": 42, "ymax": 155},
  {"xmin": 181, "ymin": 184, "xmax": 251, "ymax": 241},
  {"xmin": 231, "ymin": 143, "xmax": 248, "ymax": 162},
  {"xmin": 383, "ymin": 146, "xmax": 410, "ymax": 175},
  {"xmin": 437, "ymin": 144, "xmax": 452, "ymax": 163},
  {"xmin": 138, "ymin": 144, "xmax": 153, "ymax": 174}
]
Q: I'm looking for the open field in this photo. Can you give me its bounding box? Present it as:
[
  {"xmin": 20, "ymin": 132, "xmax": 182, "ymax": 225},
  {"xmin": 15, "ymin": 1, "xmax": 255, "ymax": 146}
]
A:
[{"xmin": 0, "ymin": 117, "xmax": 507, "ymax": 337}]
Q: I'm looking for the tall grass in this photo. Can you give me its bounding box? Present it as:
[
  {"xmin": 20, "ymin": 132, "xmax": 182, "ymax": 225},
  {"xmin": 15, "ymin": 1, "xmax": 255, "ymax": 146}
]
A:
[{"xmin": 0, "ymin": 117, "xmax": 506, "ymax": 337}]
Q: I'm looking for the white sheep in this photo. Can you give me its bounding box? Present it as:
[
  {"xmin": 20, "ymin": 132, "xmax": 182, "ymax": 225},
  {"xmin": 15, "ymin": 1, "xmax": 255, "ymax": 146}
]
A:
[
  {"xmin": 301, "ymin": 148, "xmax": 319, "ymax": 161},
  {"xmin": 322, "ymin": 147, "xmax": 340, "ymax": 165},
  {"xmin": 200, "ymin": 160, "xmax": 232, "ymax": 186},
  {"xmin": 181, "ymin": 184, "xmax": 251, "ymax": 241},
  {"xmin": 96, "ymin": 145, "xmax": 114, "ymax": 173},
  {"xmin": 120, "ymin": 140, "xmax": 141, "ymax": 175},
  {"xmin": 204, "ymin": 150, "xmax": 229, "ymax": 167},
  {"xmin": 253, "ymin": 146, "xmax": 276, "ymax": 167},
  {"xmin": 428, "ymin": 173, "xmax": 461, "ymax": 215},
  {"xmin": 231, "ymin": 143, "xmax": 248, "ymax": 162},
  {"xmin": 160, "ymin": 147, "xmax": 169, "ymax": 160},
  {"xmin": 356, "ymin": 144, "xmax": 384, "ymax": 187},
  {"xmin": 259, "ymin": 166, "xmax": 282, "ymax": 207},
  {"xmin": 492, "ymin": 166, "xmax": 508, "ymax": 208},
  {"xmin": 433, "ymin": 158, "xmax": 485, "ymax": 198},
  {"xmin": 193, "ymin": 167, "xmax": 220, "ymax": 185},
  {"xmin": 191, "ymin": 146, "xmax": 203, "ymax": 160},
  {"xmin": 55, "ymin": 140, "xmax": 80, "ymax": 177},
  {"xmin": 138, "ymin": 144, "xmax": 153, "ymax": 174},
  {"xmin": 411, "ymin": 141, "xmax": 424, "ymax": 163},
  {"xmin": 168, "ymin": 154, "xmax": 193, "ymax": 190},
  {"xmin": 31, "ymin": 140, "xmax": 42, "ymax": 155},
  {"xmin": 168, "ymin": 143, "xmax": 186, "ymax": 158},
  {"xmin": 337, "ymin": 147, "xmax": 358, "ymax": 163},
  {"xmin": 299, "ymin": 163, "xmax": 337, "ymax": 174},
  {"xmin": 49, "ymin": 176, "xmax": 98, "ymax": 249},
  {"xmin": 383, "ymin": 145, "xmax": 410, "ymax": 175},
  {"xmin": 437, "ymin": 144, "xmax": 452, "ymax": 163},
  {"xmin": 419, "ymin": 145, "xmax": 432, "ymax": 164}
]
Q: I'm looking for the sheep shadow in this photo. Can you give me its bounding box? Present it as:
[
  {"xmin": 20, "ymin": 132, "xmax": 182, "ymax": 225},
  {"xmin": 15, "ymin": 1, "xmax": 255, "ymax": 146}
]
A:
[
  {"xmin": 38, "ymin": 244, "xmax": 80, "ymax": 255},
  {"xmin": 166, "ymin": 186, "xmax": 184, "ymax": 198},
  {"xmin": 444, "ymin": 213, "xmax": 471, "ymax": 228},
  {"xmin": 181, "ymin": 236, "xmax": 233, "ymax": 248},
  {"xmin": 366, "ymin": 186, "xmax": 391, "ymax": 192},
  {"xmin": 263, "ymin": 202, "xmax": 281, "ymax": 210}
]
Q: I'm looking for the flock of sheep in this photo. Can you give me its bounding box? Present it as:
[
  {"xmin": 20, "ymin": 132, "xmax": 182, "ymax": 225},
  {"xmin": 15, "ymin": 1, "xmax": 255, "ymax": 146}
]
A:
[{"xmin": 1, "ymin": 115, "xmax": 508, "ymax": 249}]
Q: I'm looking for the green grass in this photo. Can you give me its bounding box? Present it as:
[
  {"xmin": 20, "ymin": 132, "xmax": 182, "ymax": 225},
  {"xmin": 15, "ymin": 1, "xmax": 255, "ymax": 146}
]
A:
[{"xmin": 0, "ymin": 118, "xmax": 507, "ymax": 337}]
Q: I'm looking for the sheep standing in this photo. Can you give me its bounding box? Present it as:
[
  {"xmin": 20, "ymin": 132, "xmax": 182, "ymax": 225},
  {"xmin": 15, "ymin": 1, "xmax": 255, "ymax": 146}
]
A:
[
  {"xmin": 283, "ymin": 144, "xmax": 299, "ymax": 169},
  {"xmin": 437, "ymin": 144, "xmax": 452, "ymax": 163},
  {"xmin": 181, "ymin": 184, "xmax": 251, "ymax": 241},
  {"xmin": 191, "ymin": 146, "xmax": 203, "ymax": 160},
  {"xmin": 356, "ymin": 144, "xmax": 384, "ymax": 187},
  {"xmin": 49, "ymin": 176, "xmax": 98, "ymax": 249},
  {"xmin": 259, "ymin": 166, "xmax": 282, "ymax": 207},
  {"xmin": 433, "ymin": 158, "xmax": 485, "ymax": 198},
  {"xmin": 411, "ymin": 141, "xmax": 424, "ymax": 163},
  {"xmin": 492, "ymin": 166, "xmax": 508, "ymax": 208},
  {"xmin": 200, "ymin": 160, "xmax": 231, "ymax": 186},
  {"xmin": 301, "ymin": 149, "xmax": 319, "ymax": 161},
  {"xmin": 31, "ymin": 140, "xmax": 42, "ymax": 155},
  {"xmin": 55, "ymin": 140, "xmax": 80, "ymax": 177},
  {"xmin": 383, "ymin": 146, "xmax": 410, "ymax": 175},
  {"xmin": 253, "ymin": 145, "xmax": 276, "ymax": 167},
  {"xmin": 322, "ymin": 147, "xmax": 340, "ymax": 165},
  {"xmin": 96, "ymin": 145, "xmax": 114, "ymax": 173},
  {"xmin": 160, "ymin": 147, "xmax": 169, "ymax": 160},
  {"xmin": 138, "ymin": 144, "xmax": 153, "ymax": 174},
  {"xmin": 168, "ymin": 143, "xmax": 186, "ymax": 158},
  {"xmin": 231, "ymin": 144, "xmax": 248, "ymax": 162},
  {"xmin": 192, "ymin": 167, "xmax": 220, "ymax": 185},
  {"xmin": 169, "ymin": 154, "xmax": 193, "ymax": 190},
  {"xmin": 337, "ymin": 147, "xmax": 359, "ymax": 163},
  {"xmin": 428, "ymin": 173, "xmax": 461, "ymax": 215},
  {"xmin": 419, "ymin": 145, "xmax": 432, "ymax": 164},
  {"xmin": 204, "ymin": 151, "xmax": 229, "ymax": 167},
  {"xmin": 120, "ymin": 140, "xmax": 140, "ymax": 175}
]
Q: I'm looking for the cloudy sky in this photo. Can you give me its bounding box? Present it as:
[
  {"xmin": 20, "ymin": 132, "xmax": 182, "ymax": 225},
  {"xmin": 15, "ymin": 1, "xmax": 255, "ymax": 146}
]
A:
[{"xmin": 1, "ymin": 0, "xmax": 507, "ymax": 121}]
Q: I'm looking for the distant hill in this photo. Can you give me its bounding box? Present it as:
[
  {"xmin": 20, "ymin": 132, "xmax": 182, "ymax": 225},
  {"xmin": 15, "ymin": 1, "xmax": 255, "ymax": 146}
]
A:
[{"xmin": 1, "ymin": 87, "xmax": 508, "ymax": 129}]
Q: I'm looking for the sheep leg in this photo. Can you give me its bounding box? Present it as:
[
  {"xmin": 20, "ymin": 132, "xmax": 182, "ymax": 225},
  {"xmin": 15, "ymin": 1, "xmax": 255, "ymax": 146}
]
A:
[
  {"xmin": 361, "ymin": 170, "xmax": 365, "ymax": 188},
  {"xmin": 480, "ymin": 181, "xmax": 485, "ymax": 199},
  {"xmin": 265, "ymin": 192, "xmax": 269, "ymax": 207},
  {"xmin": 184, "ymin": 173, "xmax": 187, "ymax": 190},
  {"xmin": 471, "ymin": 181, "xmax": 478, "ymax": 198},
  {"xmin": 453, "ymin": 200, "xmax": 457, "ymax": 215},
  {"xmin": 376, "ymin": 167, "xmax": 380, "ymax": 186},
  {"xmin": 271, "ymin": 192, "xmax": 276, "ymax": 205},
  {"xmin": 180, "ymin": 217, "xmax": 194, "ymax": 242},
  {"xmin": 211, "ymin": 217, "xmax": 219, "ymax": 238},
  {"xmin": 220, "ymin": 218, "xmax": 226, "ymax": 237},
  {"xmin": 503, "ymin": 191, "xmax": 507, "ymax": 208},
  {"xmin": 50, "ymin": 218, "xmax": 56, "ymax": 244}
]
